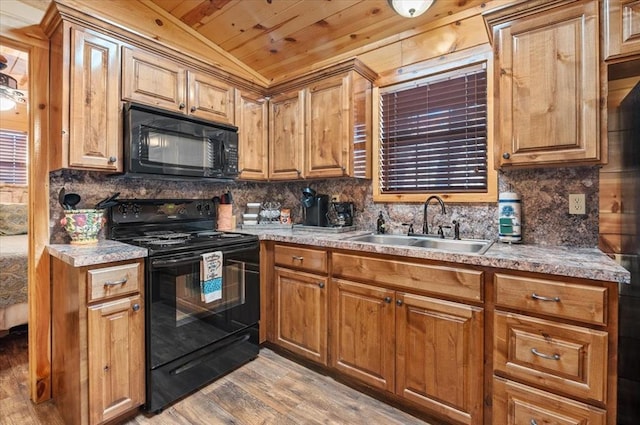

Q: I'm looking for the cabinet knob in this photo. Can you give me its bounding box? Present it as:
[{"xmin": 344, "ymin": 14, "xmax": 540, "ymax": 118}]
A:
[
  {"xmin": 502, "ymin": 152, "xmax": 510, "ymax": 159},
  {"xmin": 396, "ymin": 299, "xmax": 403, "ymax": 306},
  {"xmin": 190, "ymin": 106, "xmax": 196, "ymax": 112},
  {"xmin": 530, "ymin": 420, "xmax": 538, "ymax": 425},
  {"xmin": 179, "ymin": 102, "xmax": 185, "ymax": 110},
  {"xmin": 383, "ymin": 296, "xmax": 392, "ymax": 303},
  {"xmin": 108, "ymin": 156, "xmax": 117, "ymax": 163},
  {"xmin": 132, "ymin": 303, "xmax": 140, "ymax": 312},
  {"xmin": 318, "ymin": 282, "xmax": 325, "ymax": 289},
  {"xmin": 296, "ymin": 170, "xmax": 301, "ymax": 176}
]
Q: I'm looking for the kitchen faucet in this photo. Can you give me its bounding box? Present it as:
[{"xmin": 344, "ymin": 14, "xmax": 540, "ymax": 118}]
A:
[{"xmin": 423, "ymin": 195, "xmax": 446, "ymax": 235}]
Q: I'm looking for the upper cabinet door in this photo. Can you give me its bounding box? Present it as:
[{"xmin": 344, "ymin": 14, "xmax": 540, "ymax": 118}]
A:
[
  {"xmin": 305, "ymin": 74, "xmax": 351, "ymax": 178},
  {"xmin": 269, "ymin": 90, "xmax": 305, "ymax": 180},
  {"xmin": 604, "ymin": 0, "xmax": 640, "ymax": 61},
  {"xmin": 68, "ymin": 27, "xmax": 122, "ymax": 171},
  {"xmin": 122, "ymin": 47, "xmax": 186, "ymax": 112},
  {"xmin": 490, "ymin": 1, "xmax": 602, "ymax": 167},
  {"xmin": 236, "ymin": 90, "xmax": 269, "ymax": 180},
  {"xmin": 187, "ymin": 71, "xmax": 235, "ymax": 125}
]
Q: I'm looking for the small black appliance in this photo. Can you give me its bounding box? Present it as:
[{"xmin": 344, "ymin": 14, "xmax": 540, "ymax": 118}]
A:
[
  {"xmin": 302, "ymin": 194, "xmax": 329, "ymax": 227},
  {"xmin": 329, "ymin": 202, "xmax": 354, "ymax": 227}
]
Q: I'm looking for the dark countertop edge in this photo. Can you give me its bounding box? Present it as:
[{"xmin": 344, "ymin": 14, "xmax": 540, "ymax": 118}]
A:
[
  {"xmin": 247, "ymin": 230, "xmax": 632, "ymax": 285},
  {"xmin": 47, "ymin": 240, "xmax": 148, "ymax": 267}
]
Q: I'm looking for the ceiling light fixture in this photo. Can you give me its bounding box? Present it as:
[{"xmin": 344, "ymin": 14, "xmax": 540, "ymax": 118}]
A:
[
  {"xmin": 387, "ymin": 0, "xmax": 435, "ymax": 18},
  {"xmin": 0, "ymin": 55, "xmax": 26, "ymax": 112}
]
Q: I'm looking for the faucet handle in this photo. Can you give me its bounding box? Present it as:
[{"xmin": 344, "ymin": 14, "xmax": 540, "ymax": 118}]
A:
[
  {"xmin": 402, "ymin": 223, "xmax": 414, "ymax": 235},
  {"xmin": 452, "ymin": 220, "xmax": 460, "ymax": 240}
]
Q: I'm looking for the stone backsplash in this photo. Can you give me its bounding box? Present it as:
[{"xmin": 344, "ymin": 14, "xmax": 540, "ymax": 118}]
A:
[{"xmin": 50, "ymin": 166, "xmax": 599, "ymax": 247}]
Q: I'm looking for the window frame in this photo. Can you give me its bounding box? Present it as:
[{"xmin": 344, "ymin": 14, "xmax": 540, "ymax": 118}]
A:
[
  {"xmin": 373, "ymin": 47, "xmax": 496, "ymax": 203},
  {"xmin": 0, "ymin": 128, "xmax": 28, "ymax": 186}
]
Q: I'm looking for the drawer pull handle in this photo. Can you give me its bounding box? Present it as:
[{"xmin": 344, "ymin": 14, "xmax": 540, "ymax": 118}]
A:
[
  {"xmin": 531, "ymin": 348, "xmax": 560, "ymax": 361},
  {"xmin": 292, "ymin": 256, "xmax": 304, "ymax": 261},
  {"xmin": 531, "ymin": 293, "xmax": 560, "ymax": 302},
  {"xmin": 104, "ymin": 277, "xmax": 128, "ymax": 287}
]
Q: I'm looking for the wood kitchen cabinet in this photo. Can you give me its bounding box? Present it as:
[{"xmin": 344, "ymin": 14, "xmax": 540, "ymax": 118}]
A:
[
  {"xmin": 122, "ymin": 47, "xmax": 235, "ymax": 125},
  {"xmin": 236, "ymin": 89, "xmax": 269, "ymax": 180},
  {"xmin": 52, "ymin": 258, "xmax": 145, "ymax": 425},
  {"xmin": 492, "ymin": 272, "xmax": 616, "ymax": 423},
  {"xmin": 485, "ymin": 0, "xmax": 603, "ymax": 167},
  {"xmin": 331, "ymin": 279, "xmax": 395, "ymax": 392},
  {"xmin": 273, "ymin": 244, "xmax": 328, "ymax": 365},
  {"xmin": 263, "ymin": 59, "xmax": 375, "ymax": 181},
  {"xmin": 268, "ymin": 90, "xmax": 305, "ymax": 180},
  {"xmin": 331, "ymin": 252, "xmax": 484, "ymax": 425},
  {"xmin": 604, "ymin": 0, "xmax": 640, "ymax": 61},
  {"xmin": 44, "ymin": 15, "xmax": 122, "ymax": 172}
]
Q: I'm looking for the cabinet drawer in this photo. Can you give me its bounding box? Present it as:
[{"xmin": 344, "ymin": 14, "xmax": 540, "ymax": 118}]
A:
[
  {"xmin": 274, "ymin": 244, "xmax": 327, "ymax": 274},
  {"xmin": 494, "ymin": 311, "xmax": 607, "ymax": 403},
  {"xmin": 493, "ymin": 377, "xmax": 606, "ymax": 425},
  {"xmin": 333, "ymin": 252, "xmax": 482, "ymax": 301},
  {"xmin": 88, "ymin": 262, "xmax": 141, "ymax": 302},
  {"xmin": 495, "ymin": 273, "xmax": 607, "ymax": 325}
]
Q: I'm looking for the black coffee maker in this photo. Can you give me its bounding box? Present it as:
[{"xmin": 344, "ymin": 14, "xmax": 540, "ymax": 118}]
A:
[
  {"xmin": 329, "ymin": 202, "xmax": 355, "ymax": 227},
  {"xmin": 302, "ymin": 187, "xmax": 329, "ymax": 227}
]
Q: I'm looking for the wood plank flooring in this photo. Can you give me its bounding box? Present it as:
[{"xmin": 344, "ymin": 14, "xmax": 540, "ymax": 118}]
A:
[{"xmin": 0, "ymin": 331, "xmax": 433, "ymax": 425}]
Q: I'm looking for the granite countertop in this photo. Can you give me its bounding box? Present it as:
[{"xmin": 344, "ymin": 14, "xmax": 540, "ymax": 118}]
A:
[
  {"xmin": 240, "ymin": 228, "xmax": 632, "ymax": 285},
  {"xmin": 46, "ymin": 229, "xmax": 631, "ymax": 284},
  {"xmin": 48, "ymin": 240, "xmax": 148, "ymax": 267}
]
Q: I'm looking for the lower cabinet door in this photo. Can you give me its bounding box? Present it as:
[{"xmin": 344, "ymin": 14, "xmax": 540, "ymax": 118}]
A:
[
  {"xmin": 274, "ymin": 267, "xmax": 328, "ymax": 365},
  {"xmin": 395, "ymin": 293, "xmax": 484, "ymax": 425},
  {"xmin": 330, "ymin": 279, "xmax": 395, "ymax": 391},
  {"xmin": 493, "ymin": 377, "xmax": 606, "ymax": 425},
  {"xmin": 87, "ymin": 294, "xmax": 144, "ymax": 425}
]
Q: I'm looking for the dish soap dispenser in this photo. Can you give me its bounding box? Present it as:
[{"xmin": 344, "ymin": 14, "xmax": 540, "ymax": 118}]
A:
[{"xmin": 376, "ymin": 211, "xmax": 386, "ymax": 234}]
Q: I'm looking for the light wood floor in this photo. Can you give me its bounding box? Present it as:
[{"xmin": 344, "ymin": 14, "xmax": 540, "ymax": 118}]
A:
[{"xmin": 0, "ymin": 331, "xmax": 433, "ymax": 425}]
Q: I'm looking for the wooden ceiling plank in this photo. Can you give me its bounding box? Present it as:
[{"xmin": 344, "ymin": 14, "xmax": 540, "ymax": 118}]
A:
[
  {"xmin": 218, "ymin": 0, "xmax": 361, "ymax": 53},
  {"xmin": 180, "ymin": 0, "xmax": 234, "ymax": 28},
  {"xmin": 196, "ymin": 0, "xmax": 304, "ymax": 47},
  {"xmin": 236, "ymin": 0, "xmax": 397, "ymax": 69},
  {"xmin": 261, "ymin": 1, "xmax": 491, "ymax": 82},
  {"xmin": 148, "ymin": 0, "xmax": 198, "ymax": 15}
]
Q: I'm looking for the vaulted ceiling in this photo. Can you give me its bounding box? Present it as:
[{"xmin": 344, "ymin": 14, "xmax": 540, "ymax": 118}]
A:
[
  {"xmin": 147, "ymin": 0, "xmax": 490, "ymax": 81},
  {"xmin": 1, "ymin": 0, "xmax": 497, "ymax": 84}
]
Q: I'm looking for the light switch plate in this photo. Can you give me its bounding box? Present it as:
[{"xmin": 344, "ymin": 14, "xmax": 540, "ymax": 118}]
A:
[{"xmin": 569, "ymin": 194, "xmax": 586, "ymax": 215}]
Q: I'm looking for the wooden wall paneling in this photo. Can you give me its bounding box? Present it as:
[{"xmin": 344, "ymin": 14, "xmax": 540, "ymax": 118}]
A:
[
  {"xmin": 399, "ymin": 15, "xmax": 488, "ymax": 67},
  {"xmin": 0, "ymin": 34, "xmax": 52, "ymax": 404}
]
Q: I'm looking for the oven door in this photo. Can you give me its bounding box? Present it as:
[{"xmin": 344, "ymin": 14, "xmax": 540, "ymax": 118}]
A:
[{"xmin": 146, "ymin": 242, "xmax": 259, "ymax": 370}]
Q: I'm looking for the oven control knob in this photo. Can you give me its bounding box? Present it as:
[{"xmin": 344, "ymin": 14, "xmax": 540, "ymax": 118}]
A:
[
  {"xmin": 204, "ymin": 203, "xmax": 211, "ymax": 211},
  {"xmin": 132, "ymin": 303, "xmax": 140, "ymax": 312},
  {"xmin": 196, "ymin": 203, "xmax": 203, "ymax": 212}
]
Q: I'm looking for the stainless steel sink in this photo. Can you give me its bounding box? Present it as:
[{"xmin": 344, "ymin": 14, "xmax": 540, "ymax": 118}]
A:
[
  {"xmin": 344, "ymin": 234, "xmax": 422, "ymax": 246},
  {"xmin": 346, "ymin": 233, "xmax": 494, "ymax": 254}
]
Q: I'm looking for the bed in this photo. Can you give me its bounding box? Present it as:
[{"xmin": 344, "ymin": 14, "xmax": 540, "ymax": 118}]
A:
[{"xmin": 0, "ymin": 203, "xmax": 28, "ymax": 335}]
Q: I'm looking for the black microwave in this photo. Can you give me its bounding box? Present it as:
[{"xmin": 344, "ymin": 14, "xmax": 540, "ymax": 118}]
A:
[{"xmin": 123, "ymin": 102, "xmax": 239, "ymax": 180}]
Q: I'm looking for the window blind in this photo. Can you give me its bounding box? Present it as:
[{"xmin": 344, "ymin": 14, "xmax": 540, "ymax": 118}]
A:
[
  {"xmin": 0, "ymin": 129, "xmax": 28, "ymax": 185},
  {"xmin": 379, "ymin": 64, "xmax": 487, "ymax": 194}
]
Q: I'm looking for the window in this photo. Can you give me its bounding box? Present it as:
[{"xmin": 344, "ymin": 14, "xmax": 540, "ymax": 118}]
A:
[
  {"xmin": 0, "ymin": 129, "xmax": 28, "ymax": 185},
  {"xmin": 374, "ymin": 54, "xmax": 496, "ymax": 203}
]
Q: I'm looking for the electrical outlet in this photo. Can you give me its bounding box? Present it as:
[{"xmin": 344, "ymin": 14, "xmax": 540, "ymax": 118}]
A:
[
  {"xmin": 569, "ymin": 194, "xmax": 586, "ymax": 215},
  {"xmin": 331, "ymin": 193, "xmax": 341, "ymax": 202}
]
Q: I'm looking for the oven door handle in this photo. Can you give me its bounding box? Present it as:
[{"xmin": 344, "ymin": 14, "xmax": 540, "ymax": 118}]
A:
[
  {"xmin": 151, "ymin": 256, "xmax": 203, "ymax": 268},
  {"xmin": 150, "ymin": 244, "xmax": 259, "ymax": 268}
]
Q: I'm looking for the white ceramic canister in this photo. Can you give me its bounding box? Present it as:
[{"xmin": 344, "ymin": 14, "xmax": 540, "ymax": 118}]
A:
[{"xmin": 498, "ymin": 192, "xmax": 522, "ymax": 243}]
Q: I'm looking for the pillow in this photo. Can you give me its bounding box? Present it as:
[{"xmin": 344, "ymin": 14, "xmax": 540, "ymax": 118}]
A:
[{"xmin": 0, "ymin": 203, "xmax": 28, "ymax": 235}]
